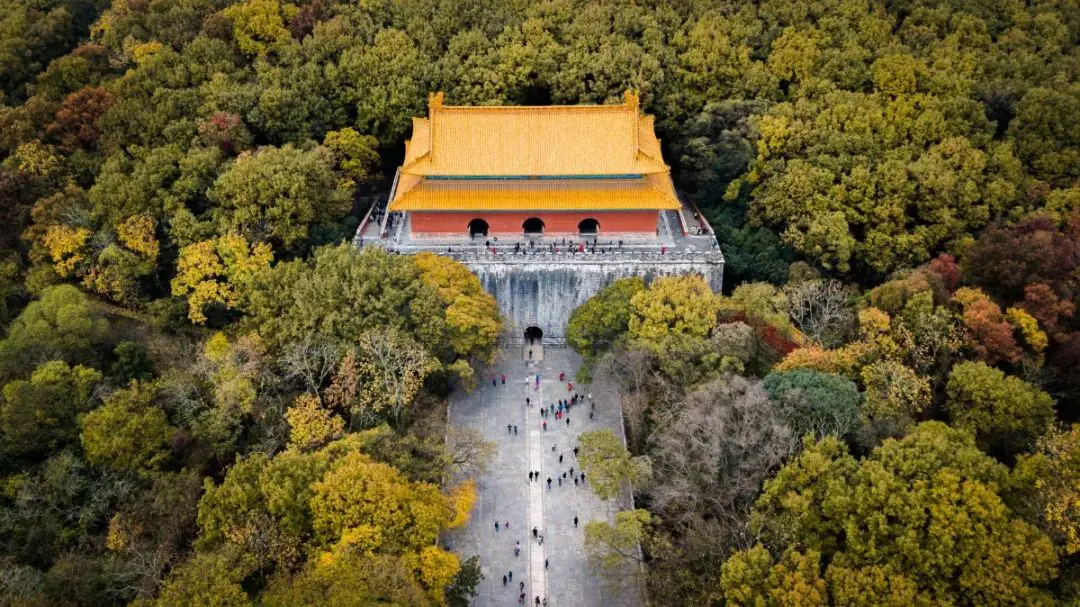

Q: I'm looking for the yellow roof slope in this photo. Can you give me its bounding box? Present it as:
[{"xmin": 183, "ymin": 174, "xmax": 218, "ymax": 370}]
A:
[
  {"xmin": 402, "ymin": 91, "xmax": 669, "ymax": 177},
  {"xmin": 389, "ymin": 176, "xmax": 680, "ymax": 212}
]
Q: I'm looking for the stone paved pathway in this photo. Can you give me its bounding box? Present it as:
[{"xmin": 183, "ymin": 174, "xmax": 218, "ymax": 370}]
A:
[{"xmin": 446, "ymin": 346, "xmax": 641, "ymax": 607}]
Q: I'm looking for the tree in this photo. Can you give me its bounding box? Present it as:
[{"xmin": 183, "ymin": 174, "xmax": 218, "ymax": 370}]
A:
[
  {"xmin": 628, "ymin": 275, "xmax": 719, "ymax": 342},
  {"xmin": 309, "ymin": 451, "xmax": 451, "ymax": 553},
  {"xmin": 412, "ymin": 252, "xmax": 501, "ymax": 364},
  {"xmin": 80, "ymin": 382, "xmax": 174, "ymax": 473},
  {"xmin": 323, "ymin": 127, "xmax": 380, "ymax": 185},
  {"xmin": 285, "ymin": 393, "xmax": 344, "ymax": 451},
  {"xmin": 577, "ymin": 429, "xmax": 651, "ymax": 500},
  {"xmin": 740, "ymin": 423, "xmax": 1059, "ymax": 606},
  {"xmin": 1, "ymin": 360, "xmax": 101, "ymax": 457},
  {"xmin": 45, "ymin": 86, "xmax": 112, "ymax": 152},
  {"xmin": 245, "ymin": 245, "xmax": 445, "ymax": 353},
  {"xmin": 762, "ymin": 369, "xmax": 861, "ymax": 439},
  {"xmin": 446, "ymin": 555, "xmax": 482, "ymax": 607},
  {"xmin": 151, "ymin": 548, "xmax": 254, "ymax": 607},
  {"xmin": 223, "ymin": 0, "xmax": 299, "ymax": 58},
  {"xmin": 648, "ymin": 376, "xmax": 797, "ymax": 568},
  {"xmin": 0, "ymin": 284, "xmax": 108, "ymax": 375},
  {"xmin": 857, "ymin": 360, "xmax": 931, "ymax": 446},
  {"xmin": 584, "ymin": 509, "xmax": 649, "ymax": 583},
  {"xmin": 720, "ymin": 545, "xmax": 828, "ymax": 607},
  {"xmin": 567, "ymin": 277, "xmax": 645, "ymax": 364},
  {"xmin": 945, "ymin": 361, "xmax": 1055, "ymax": 455},
  {"xmin": 782, "ymin": 279, "xmax": 853, "ymax": 347},
  {"xmin": 170, "ymin": 235, "xmax": 272, "ymax": 324},
  {"xmin": 207, "ymin": 144, "xmax": 351, "ymax": 248},
  {"xmin": 1015, "ymin": 425, "xmax": 1080, "ymax": 556},
  {"xmin": 110, "ymin": 341, "xmax": 154, "ymax": 384},
  {"xmin": 347, "ymin": 329, "xmax": 437, "ymax": 426}
]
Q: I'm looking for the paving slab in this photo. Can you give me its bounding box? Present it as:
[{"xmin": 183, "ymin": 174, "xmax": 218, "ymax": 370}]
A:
[{"xmin": 446, "ymin": 347, "xmax": 641, "ymax": 607}]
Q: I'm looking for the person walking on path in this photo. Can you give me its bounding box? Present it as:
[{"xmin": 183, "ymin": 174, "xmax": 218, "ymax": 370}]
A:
[
  {"xmin": 513, "ymin": 425, "xmax": 518, "ymax": 435},
  {"xmin": 546, "ymin": 477, "xmax": 551, "ymax": 489},
  {"xmin": 492, "ymin": 377, "xmax": 497, "ymax": 387},
  {"xmin": 508, "ymin": 570, "xmax": 513, "ymax": 582},
  {"xmin": 558, "ymin": 477, "xmax": 562, "ymax": 487},
  {"xmin": 552, "ymin": 442, "xmax": 556, "ymax": 452},
  {"xmin": 526, "ymin": 397, "xmax": 530, "ymax": 407},
  {"xmin": 532, "ymin": 527, "xmax": 538, "ymax": 539},
  {"xmin": 544, "ymin": 558, "xmax": 549, "ymax": 569},
  {"xmin": 501, "ymin": 374, "xmax": 506, "ymax": 385},
  {"xmin": 503, "ymin": 574, "xmax": 507, "ymax": 586},
  {"xmin": 529, "ymin": 471, "xmax": 533, "ymax": 481},
  {"xmin": 574, "ymin": 515, "xmax": 578, "ymax": 528},
  {"xmin": 515, "ymin": 541, "xmax": 520, "ymax": 557},
  {"xmin": 559, "ymin": 454, "xmax": 563, "ymax": 464},
  {"xmin": 542, "ymin": 421, "xmax": 546, "ymax": 431},
  {"xmin": 495, "ymin": 521, "xmax": 500, "ymax": 532},
  {"xmin": 570, "ymin": 466, "xmax": 574, "ymax": 476},
  {"xmin": 566, "ymin": 417, "xmax": 570, "ymax": 426},
  {"xmin": 505, "ymin": 521, "xmax": 510, "ymax": 529},
  {"xmin": 573, "ymin": 446, "xmax": 579, "ymax": 458},
  {"xmin": 520, "ymin": 581, "xmax": 525, "ymax": 592},
  {"xmin": 507, "ymin": 424, "xmax": 512, "ymax": 434},
  {"xmin": 559, "ymin": 371, "xmax": 565, "ymax": 381}
]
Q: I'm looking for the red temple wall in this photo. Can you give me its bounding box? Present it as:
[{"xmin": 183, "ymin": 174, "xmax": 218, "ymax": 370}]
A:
[{"xmin": 409, "ymin": 211, "xmax": 659, "ymax": 237}]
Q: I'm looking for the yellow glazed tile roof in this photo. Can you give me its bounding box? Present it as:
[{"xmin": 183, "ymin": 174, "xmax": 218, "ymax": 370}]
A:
[
  {"xmin": 388, "ymin": 176, "xmax": 680, "ymax": 212},
  {"xmin": 401, "ymin": 91, "xmax": 669, "ymax": 177}
]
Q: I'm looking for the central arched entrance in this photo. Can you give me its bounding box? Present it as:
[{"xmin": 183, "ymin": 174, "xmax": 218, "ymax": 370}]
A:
[
  {"xmin": 522, "ymin": 217, "xmax": 545, "ymax": 235},
  {"xmin": 578, "ymin": 217, "xmax": 600, "ymax": 235},
  {"xmin": 524, "ymin": 326, "xmax": 543, "ymax": 361},
  {"xmin": 468, "ymin": 218, "xmax": 489, "ymax": 237}
]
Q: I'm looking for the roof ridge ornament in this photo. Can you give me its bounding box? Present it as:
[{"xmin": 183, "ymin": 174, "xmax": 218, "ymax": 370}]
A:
[
  {"xmin": 623, "ymin": 89, "xmax": 640, "ymax": 112},
  {"xmin": 429, "ymin": 91, "xmax": 445, "ymax": 110}
]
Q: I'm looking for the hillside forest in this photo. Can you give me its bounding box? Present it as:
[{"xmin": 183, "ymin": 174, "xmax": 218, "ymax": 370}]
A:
[{"xmin": 1, "ymin": 0, "xmax": 1080, "ymax": 604}]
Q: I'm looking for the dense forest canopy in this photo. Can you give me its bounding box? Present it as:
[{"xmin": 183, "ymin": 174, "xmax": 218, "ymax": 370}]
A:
[{"xmin": 1, "ymin": 0, "xmax": 1079, "ymax": 604}]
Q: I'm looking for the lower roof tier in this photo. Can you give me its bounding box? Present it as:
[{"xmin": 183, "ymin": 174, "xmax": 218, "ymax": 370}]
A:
[{"xmin": 388, "ymin": 173, "xmax": 680, "ymax": 212}]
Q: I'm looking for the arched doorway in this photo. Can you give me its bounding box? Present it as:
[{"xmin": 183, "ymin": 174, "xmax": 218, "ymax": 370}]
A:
[
  {"xmin": 468, "ymin": 218, "xmax": 489, "ymax": 237},
  {"xmin": 522, "ymin": 217, "xmax": 545, "ymax": 235},
  {"xmin": 578, "ymin": 218, "xmax": 600, "ymax": 235},
  {"xmin": 524, "ymin": 326, "xmax": 543, "ymax": 344}
]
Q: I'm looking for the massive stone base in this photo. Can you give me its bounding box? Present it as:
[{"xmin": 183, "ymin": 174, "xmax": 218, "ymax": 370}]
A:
[{"xmin": 460, "ymin": 254, "xmax": 724, "ymax": 342}]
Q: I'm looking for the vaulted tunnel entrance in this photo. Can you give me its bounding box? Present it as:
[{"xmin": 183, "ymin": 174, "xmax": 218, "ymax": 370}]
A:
[
  {"xmin": 523, "ymin": 217, "xmax": 545, "ymax": 235},
  {"xmin": 468, "ymin": 218, "xmax": 489, "ymax": 237}
]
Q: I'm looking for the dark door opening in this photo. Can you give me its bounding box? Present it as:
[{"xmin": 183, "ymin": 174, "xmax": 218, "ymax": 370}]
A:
[
  {"xmin": 523, "ymin": 217, "xmax": 545, "ymax": 235},
  {"xmin": 468, "ymin": 218, "xmax": 489, "ymax": 237},
  {"xmin": 524, "ymin": 326, "xmax": 543, "ymax": 344},
  {"xmin": 578, "ymin": 218, "xmax": 600, "ymax": 235}
]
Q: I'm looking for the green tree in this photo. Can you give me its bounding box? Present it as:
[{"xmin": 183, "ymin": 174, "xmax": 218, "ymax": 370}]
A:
[
  {"xmin": 80, "ymin": 382, "xmax": 174, "ymax": 473},
  {"xmin": 945, "ymin": 361, "xmax": 1055, "ymax": 455},
  {"xmin": 1, "ymin": 360, "xmax": 101, "ymax": 457},
  {"xmin": 207, "ymin": 145, "xmax": 351, "ymax": 249},
  {"xmin": 577, "ymin": 429, "xmax": 651, "ymax": 500},
  {"xmin": 567, "ymin": 277, "xmax": 645, "ymax": 365},
  {"xmin": 763, "ymin": 369, "xmax": 861, "ymax": 439},
  {"xmin": 109, "ymin": 341, "xmax": 154, "ymax": 383},
  {"xmin": 323, "ymin": 127, "xmax": 381, "ymax": 185},
  {"xmin": 0, "ymin": 284, "xmax": 108, "ymax": 376},
  {"xmin": 245, "ymin": 245, "xmax": 445, "ymax": 353},
  {"xmin": 740, "ymin": 423, "xmax": 1058, "ymax": 606},
  {"xmin": 151, "ymin": 547, "xmax": 254, "ymax": 607}
]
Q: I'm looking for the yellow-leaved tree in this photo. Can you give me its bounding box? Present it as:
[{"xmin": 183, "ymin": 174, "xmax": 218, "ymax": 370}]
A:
[
  {"xmin": 413, "ymin": 252, "xmax": 502, "ymax": 364},
  {"xmin": 628, "ymin": 275, "xmax": 720, "ymax": 341},
  {"xmin": 171, "ymin": 234, "xmax": 272, "ymax": 324}
]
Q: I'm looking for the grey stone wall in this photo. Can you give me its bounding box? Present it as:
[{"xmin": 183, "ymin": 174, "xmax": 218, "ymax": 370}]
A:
[{"xmin": 460, "ymin": 257, "xmax": 724, "ymax": 341}]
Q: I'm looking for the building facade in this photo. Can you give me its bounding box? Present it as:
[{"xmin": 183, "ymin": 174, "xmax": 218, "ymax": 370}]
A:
[{"xmin": 387, "ymin": 91, "xmax": 681, "ymax": 239}]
